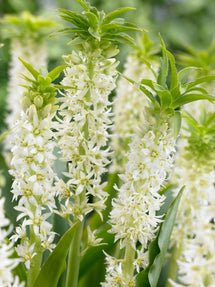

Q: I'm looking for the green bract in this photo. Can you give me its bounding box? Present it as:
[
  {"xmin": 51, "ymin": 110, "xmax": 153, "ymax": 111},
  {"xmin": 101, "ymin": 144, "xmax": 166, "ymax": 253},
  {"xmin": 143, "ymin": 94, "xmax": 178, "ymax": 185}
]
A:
[
  {"xmin": 58, "ymin": 0, "xmax": 142, "ymax": 50},
  {"xmin": 183, "ymin": 109, "xmax": 215, "ymax": 161},
  {"xmin": 0, "ymin": 11, "xmax": 58, "ymax": 40},
  {"xmin": 19, "ymin": 58, "xmax": 67, "ymax": 118},
  {"xmin": 123, "ymin": 35, "xmax": 215, "ymax": 138},
  {"xmin": 177, "ymin": 39, "xmax": 215, "ymax": 76}
]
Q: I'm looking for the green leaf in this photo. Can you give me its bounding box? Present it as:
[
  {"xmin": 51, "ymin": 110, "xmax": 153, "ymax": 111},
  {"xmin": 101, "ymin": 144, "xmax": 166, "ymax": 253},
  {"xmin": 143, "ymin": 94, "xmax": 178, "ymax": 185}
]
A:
[
  {"xmin": 140, "ymin": 79, "xmax": 172, "ymax": 108},
  {"xmin": 101, "ymin": 23, "xmax": 141, "ymax": 33},
  {"xmin": 58, "ymin": 9, "xmax": 89, "ymax": 29},
  {"xmin": 74, "ymin": 0, "xmax": 90, "ymax": 11},
  {"xmin": 173, "ymin": 110, "xmax": 182, "ymax": 138},
  {"xmin": 67, "ymin": 37, "xmax": 87, "ymax": 45},
  {"xmin": 172, "ymin": 93, "xmax": 215, "ymax": 109},
  {"xmin": 165, "ymin": 49, "xmax": 178, "ymax": 92},
  {"xmin": 121, "ymin": 75, "xmax": 156, "ymax": 104},
  {"xmin": 33, "ymin": 222, "xmax": 78, "ymax": 287},
  {"xmin": 178, "ymin": 67, "xmax": 198, "ymax": 84},
  {"xmin": 19, "ymin": 57, "xmax": 39, "ymax": 80},
  {"xmin": 104, "ymin": 33, "xmax": 136, "ymax": 47},
  {"xmin": 205, "ymin": 112, "xmax": 215, "ymax": 126},
  {"xmin": 47, "ymin": 65, "xmax": 68, "ymax": 81},
  {"xmin": 182, "ymin": 111, "xmax": 199, "ymax": 131},
  {"xmin": 183, "ymin": 75, "xmax": 215, "ymax": 90},
  {"xmin": 135, "ymin": 187, "xmax": 184, "ymax": 287},
  {"xmin": 157, "ymin": 35, "xmax": 168, "ymax": 87},
  {"xmin": 83, "ymin": 11, "xmax": 98, "ymax": 31},
  {"xmin": 103, "ymin": 7, "xmax": 135, "ymax": 24}
]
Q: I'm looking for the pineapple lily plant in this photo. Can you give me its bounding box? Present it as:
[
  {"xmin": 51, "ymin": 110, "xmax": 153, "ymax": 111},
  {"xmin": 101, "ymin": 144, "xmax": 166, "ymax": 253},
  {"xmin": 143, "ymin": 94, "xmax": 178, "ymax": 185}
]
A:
[{"xmin": 0, "ymin": 0, "xmax": 215, "ymax": 286}]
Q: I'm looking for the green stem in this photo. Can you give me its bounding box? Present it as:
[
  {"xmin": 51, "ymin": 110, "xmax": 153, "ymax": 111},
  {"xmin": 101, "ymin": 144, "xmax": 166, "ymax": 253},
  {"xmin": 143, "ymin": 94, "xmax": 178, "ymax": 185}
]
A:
[
  {"xmin": 27, "ymin": 227, "xmax": 43, "ymax": 287},
  {"xmin": 122, "ymin": 243, "xmax": 135, "ymax": 281},
  {"xmin": 66, "ymin": 220, "xmax": 84, "ymax": 287},
  {"xmin": 165, "ymin": 242, "xmax": 183, "ymax": 287}
]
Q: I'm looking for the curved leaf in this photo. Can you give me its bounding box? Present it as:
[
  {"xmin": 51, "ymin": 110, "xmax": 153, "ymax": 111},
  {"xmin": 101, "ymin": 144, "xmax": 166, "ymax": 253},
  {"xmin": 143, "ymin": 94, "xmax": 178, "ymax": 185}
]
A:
[
  {"xmin": 172, "ymin": 93, "xmax": 215, "ymax": 109},
  {"xmin": 103, "ymin": 7, "xmax": 135, "ymax": 25},
  {"xmin": 136, "ymin": 187, "xmax": 184, "ymax": 287},
  {"xmin": 47, "ymin": 65, "xmax": 68, "ymax": 81},
  {"xmin": 19, "ymin": 57, "xmax": 39, "ymax": 80},
  {"xmin": 33, "ymin": 222, "xmax": 78, "ymax": 287}
]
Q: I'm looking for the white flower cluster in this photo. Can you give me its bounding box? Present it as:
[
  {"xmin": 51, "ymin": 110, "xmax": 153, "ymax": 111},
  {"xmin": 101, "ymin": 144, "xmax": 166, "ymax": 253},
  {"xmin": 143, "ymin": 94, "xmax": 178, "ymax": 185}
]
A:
[
  {"xmin": 0, "ymin": 197, "xmax": 24, "ymax": 287},
  {"xmin": 6, "ymin": 38, "xmax": 47, "ymax": 128},
  {"xmin": 110, "ymin": 123, "xmax": 175, "ymax": 249},
  {"xmin": 56, "ymin": 49, "xmax": 118, "ymax": 221},
  {"xmin": 101, "ymin": 253, "xmax": 135, "ymax": 287},
  {"xmin": 9, "ymin": 107, "xmax": 57, "ymax": 268},
  {"xmin": 103, "ymin": 122, "xmax": 175, "ymax": 285},
  {"xmin": 111, "ymin": 54, "xmax": 157, "ymax": 173},
  {"xmin": 170, "ymin": 138, "xmax": 215, "ymax": 286}
]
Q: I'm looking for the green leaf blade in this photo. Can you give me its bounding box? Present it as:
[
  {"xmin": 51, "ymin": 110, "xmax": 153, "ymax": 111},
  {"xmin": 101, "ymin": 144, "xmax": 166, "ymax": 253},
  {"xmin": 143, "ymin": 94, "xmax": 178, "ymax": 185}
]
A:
[
  {"xmin": 47, "ymin": 65, "xmax": 68, "ymax": 81},
  {"xmin": 19, "ymin": 57, "xmax": 39, "ymax": 80},
  {"xmin": 172, "ymin": 93, "xmax": 215, "ymax": 109},
  {"xmin": 103, "ymin": 7, "xmax": 135, "ymax": 25}
]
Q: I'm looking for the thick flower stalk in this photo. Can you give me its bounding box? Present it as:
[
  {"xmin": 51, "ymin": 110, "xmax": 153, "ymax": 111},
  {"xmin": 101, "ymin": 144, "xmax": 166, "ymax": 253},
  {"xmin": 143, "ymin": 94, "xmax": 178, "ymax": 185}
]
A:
[
  {"xmin": 103, "ymin": 37, "xmax": 215, "ymax": 286},
  {"xmin": 9, "ymin": 60, "xmax": 60, "ymax": 286},
  {"xmin": 111, "ymin": 34, "xmax": 159, "ymax": 173},
  {"xmin": 167, "ymin": 110, "xmax": 215, "ymax": 287},
  {"xmin": 0, "ymin": 173, "xmax": 24, "ymax": 287}
]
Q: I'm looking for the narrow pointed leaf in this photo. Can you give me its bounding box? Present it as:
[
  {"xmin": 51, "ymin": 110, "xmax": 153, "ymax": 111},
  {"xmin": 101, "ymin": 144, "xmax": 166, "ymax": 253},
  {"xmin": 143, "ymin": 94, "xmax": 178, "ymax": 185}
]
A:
[
  {"xmin": 74, "ymin": 0, "xmax": 90, "ymax": 11},
  {"xmin": 185, "ymin": 86, "xmax": 208, "ymax": 94},
  {"xmin": 101, "ymin": 23, "xmax": 142, "ymax": 33},
  {"xmin": 184, "ymin": 75, "xmax": 215, "ymax": 90},
  {"xmin": 104, "ymin": 34, "xmax": 135, "ymax": 47},
  {"xmin": 122, "ymin": 75, "xmax": 156, "ymax": 103},
  {"xmin": 178, "ymin": 67, "xmax": 198, "ymax": 84},
  {"xmin": 33, "ymin": 222, "xmax": 78, "ymax": 287},
  {"xmin": 157, "ymin": 36, "xmax": 168, "ymax": 86},
  {"xmin": 83, "ymin": 11, "xmax": 98, "ymax": 30},
  {"xmin": 165, "ymin": 49, "xmax": 178, "ymax": 92},
  {"xmin": 103, "ymin": 7, "xmax": 135, "ymax": 24},
  {"xmin": 135, "ymin": 187, "xmax": 184, "ymax": 287},
  {"xmin": 47, "ymin": 65, "xmax": 68, "ymax": 81},
  {"xmin": 172, "ymin": 93, "xmax": 215, "ymax": 109},
  {"xmin": 19, "ymin": 57, "xmax": 39, "ymax": 80},
  {"xmin": 67, "ymin": 36, "xmax": 87, "ymax": 45},
  {"xmin": 205, "ymin": 112, "xmax": 215, "ymax": 126},
  {"xmin": 58, "ymin": 9, "xmax": 89, "ymax": 28}
]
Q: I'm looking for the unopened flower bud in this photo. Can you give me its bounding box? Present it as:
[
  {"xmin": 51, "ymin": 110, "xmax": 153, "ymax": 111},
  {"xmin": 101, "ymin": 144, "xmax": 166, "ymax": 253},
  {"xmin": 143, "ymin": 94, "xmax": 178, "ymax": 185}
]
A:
[{"xmin": 34, "ymin": 95, "xmax": 43, "ymax": 108}]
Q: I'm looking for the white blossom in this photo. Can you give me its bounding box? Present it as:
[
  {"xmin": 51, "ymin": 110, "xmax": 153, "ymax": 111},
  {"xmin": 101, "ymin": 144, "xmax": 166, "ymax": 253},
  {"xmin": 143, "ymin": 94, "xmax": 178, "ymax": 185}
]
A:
[
  {"xmin": 0, "ymin": 197, "xmax": 24, "ymax": 287},
  {"xmin": 170, "ymin": 133, "xmax": 215, "ymax": 286},
  {"xmin": 56, "ymin": 48, "xmax": 118, "ymax": 220}
]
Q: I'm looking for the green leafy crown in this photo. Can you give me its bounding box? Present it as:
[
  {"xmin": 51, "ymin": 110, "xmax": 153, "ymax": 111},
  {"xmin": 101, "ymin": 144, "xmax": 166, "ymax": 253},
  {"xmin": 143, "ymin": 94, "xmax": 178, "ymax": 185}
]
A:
[
  {"xmin": 1, "ymin": 11, "xmax": 59, "ymax": 40},
  {"xmin": 58, "ymin": 0, "xmax": 142, "ymax": 48},
  {"xmin": 123, "ymin": 34, "xmax": 215, "ymax": 138}
]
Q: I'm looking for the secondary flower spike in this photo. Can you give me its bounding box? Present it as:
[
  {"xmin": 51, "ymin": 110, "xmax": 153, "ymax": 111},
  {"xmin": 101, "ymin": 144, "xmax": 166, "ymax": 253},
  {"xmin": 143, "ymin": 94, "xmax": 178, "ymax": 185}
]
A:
[{"xmin": 9, "ymin": 60, "xmax": 63, "ymax": 284}]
